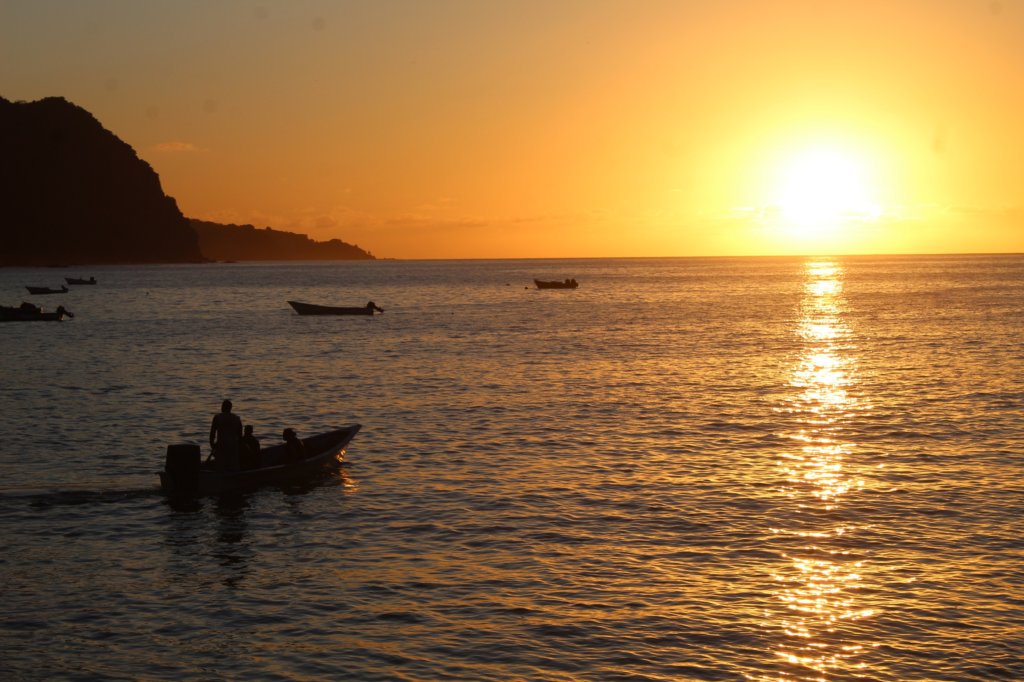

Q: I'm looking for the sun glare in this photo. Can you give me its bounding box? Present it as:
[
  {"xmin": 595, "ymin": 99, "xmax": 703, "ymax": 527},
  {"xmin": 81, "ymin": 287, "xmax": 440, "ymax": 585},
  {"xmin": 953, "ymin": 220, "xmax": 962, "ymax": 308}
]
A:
[{"xmin": 771, "ymin": 146, "xmax": 881, "ymax": 231}]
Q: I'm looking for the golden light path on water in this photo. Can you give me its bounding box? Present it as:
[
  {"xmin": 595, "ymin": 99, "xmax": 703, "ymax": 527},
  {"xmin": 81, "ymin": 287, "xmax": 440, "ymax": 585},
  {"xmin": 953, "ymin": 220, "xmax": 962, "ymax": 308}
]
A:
[{"xmin": 765, "ymin": 260, "xmax": 876, "ymax": 680}]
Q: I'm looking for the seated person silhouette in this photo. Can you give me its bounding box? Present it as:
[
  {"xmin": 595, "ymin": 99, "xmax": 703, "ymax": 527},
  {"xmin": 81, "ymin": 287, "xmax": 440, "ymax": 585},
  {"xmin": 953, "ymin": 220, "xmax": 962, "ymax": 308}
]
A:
[
  {"xmin": 283, "ymin": 428, "xmax": 307, "ymax": 464},
  {"xmin": 240, "ymin": 424, "xmax": 262, "ymax": 470}
]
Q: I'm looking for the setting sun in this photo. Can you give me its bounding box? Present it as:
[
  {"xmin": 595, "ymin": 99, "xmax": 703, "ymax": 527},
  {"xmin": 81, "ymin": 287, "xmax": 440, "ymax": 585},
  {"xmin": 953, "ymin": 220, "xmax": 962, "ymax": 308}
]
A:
[{"xmin": 772, "ymin": 146, "xmax": 882, "ymax": 231}]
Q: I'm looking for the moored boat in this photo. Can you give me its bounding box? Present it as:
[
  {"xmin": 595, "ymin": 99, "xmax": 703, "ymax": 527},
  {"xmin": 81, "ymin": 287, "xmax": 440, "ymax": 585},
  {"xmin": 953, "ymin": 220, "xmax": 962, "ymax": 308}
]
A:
[
  {"xmin": 26, "ymin": 285, "xmax": 69, "ymax": 295},
  {"xmin": 0, "ymin": 303, "xmax": 74, "ymax": 322},
  {"xmin": 65, "ymin": 276, "xmax": 97, "ymax": 285},
  {"xmin": 288, "ymin": 300, "xmax": 384, "ymax": 315},
  {"xmin": 160, "ymin": 424, "xmax": 361, "ymax": 497},
  {"xmin": 534, "ymin": 278, "xmax": 579, "ymax": 289}
]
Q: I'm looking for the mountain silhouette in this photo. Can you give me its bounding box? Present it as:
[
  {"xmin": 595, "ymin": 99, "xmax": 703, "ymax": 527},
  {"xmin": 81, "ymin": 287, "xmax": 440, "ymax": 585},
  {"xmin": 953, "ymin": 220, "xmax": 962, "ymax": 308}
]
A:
[
  {"xmin": 0, "ymin": 97, "xmax": 377, "ymax": 265},
  {"xmin": 0, "ymin": 96, "xmax": 203, "ymax": 265}
]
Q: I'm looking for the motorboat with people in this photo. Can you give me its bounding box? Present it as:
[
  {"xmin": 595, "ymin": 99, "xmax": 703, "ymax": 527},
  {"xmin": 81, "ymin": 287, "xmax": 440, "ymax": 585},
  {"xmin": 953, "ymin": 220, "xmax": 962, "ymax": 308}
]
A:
[
  {"xmin": 160, "ymin": 424, "xmax": 361, "ymax": 497},
  {"xmin": 288, "ymin": 300, "xmax": 384, "ymax": 315}
]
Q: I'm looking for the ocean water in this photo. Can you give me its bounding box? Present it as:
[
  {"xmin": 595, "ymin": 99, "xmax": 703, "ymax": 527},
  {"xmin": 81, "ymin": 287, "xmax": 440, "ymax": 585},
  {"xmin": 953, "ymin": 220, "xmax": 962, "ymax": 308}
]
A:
[{"xmin": 1, "ymin": 255, "xmax": 1022, "ymax": 681}]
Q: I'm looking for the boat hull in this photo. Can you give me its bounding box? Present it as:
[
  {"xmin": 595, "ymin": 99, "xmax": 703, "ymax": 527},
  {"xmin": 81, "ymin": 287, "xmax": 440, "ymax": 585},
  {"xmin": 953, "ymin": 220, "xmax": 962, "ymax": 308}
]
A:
[
  {"xmin": 0, "ymin": 311, "xmax": 67, "ymax": 321},
  {"xmin": 1, "ymin": 305, "xmax": 71, "ymax": 321},
  {"xmin": 160, "ymin": 424, "xmax": 361, "ymax": 497},
  {"xmin": 288, "ymin": 300, "xmax": 377, "ymax": 315},
  {"xmin": 26, "ymin": 286, "xmax": 68, "ymax": 295}
]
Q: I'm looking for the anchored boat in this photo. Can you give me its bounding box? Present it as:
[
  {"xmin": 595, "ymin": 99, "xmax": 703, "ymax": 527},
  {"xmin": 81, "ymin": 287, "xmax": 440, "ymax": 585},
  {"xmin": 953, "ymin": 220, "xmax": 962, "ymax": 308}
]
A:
[
  {"xmin": 26, "ymin": 285, "xmax": 69, "ymax": 295},
  {"xmin": 288, "ymin": 300, "xmax": 384, "ymax": 315},
  {"xmin": 534, "ymin": 279, "xmax": 579, "ymax": 289},
  {"xmin": 0, "ymin": 303, "xmax": 73, "ymax": 322}
]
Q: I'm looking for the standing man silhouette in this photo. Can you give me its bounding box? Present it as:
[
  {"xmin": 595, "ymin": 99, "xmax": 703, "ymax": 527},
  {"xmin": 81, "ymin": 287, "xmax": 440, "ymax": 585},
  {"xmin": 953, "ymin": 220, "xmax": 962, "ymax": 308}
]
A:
[{"xmin": 210, "ymin": 399, "xmax": 243, "ymax": 472}]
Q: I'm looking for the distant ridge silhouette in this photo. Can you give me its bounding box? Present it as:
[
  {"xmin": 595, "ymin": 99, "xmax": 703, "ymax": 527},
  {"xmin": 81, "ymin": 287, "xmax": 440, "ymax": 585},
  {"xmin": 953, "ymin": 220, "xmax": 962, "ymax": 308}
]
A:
[
  {"xmin": 0, "ymin": 96, "xmax": 203, "ymax": 266},
  {"xmin": 190, "ymin": 219, "xmax": 374, "ymax": 261}
]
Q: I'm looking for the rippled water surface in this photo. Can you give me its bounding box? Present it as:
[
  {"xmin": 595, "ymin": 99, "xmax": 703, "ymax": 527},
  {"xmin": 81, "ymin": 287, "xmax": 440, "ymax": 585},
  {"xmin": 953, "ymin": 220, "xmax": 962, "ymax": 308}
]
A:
[{"xmin": 1, "ymin": 255, "xmax": 1022, "ymax": 680}]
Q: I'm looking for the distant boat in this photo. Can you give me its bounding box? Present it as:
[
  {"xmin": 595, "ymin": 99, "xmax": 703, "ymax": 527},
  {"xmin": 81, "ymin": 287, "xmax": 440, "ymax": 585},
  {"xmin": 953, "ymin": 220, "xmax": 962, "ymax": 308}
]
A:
[
  {"xmin": 0, "ymin": 303, "xmax": 73, "ymax": 322},
  {"xmin": 159, "ymin": 424, "xmax": 361, "ymax": 497},
  {"xmin": 288, "ymin": 300, "xmax": 385, "ymax": 316},
  {"xmin": 25, "ymin": 285, "xmax": 69, "ymax": 295},
  {"xmin": 65, "ymin": 276, "xmax": 97, "ymax": 285},
  {"xmin": 534, "ymin": 278, "xmax": 579, "ymax": 289}
]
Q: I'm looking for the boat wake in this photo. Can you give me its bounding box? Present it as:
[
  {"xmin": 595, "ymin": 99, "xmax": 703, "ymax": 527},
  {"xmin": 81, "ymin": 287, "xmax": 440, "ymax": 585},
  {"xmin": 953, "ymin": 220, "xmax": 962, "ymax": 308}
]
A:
[{"xmin": 0, "ymin": 486, "xmax": 162, "ymax": 511}]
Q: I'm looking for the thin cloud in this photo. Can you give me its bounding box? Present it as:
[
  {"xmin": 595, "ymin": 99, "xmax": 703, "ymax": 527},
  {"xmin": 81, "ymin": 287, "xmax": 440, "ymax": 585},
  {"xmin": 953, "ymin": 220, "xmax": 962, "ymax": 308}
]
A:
[{"xmin": 152, "ymin": 141, "xmax": 203, "ymax": 153}]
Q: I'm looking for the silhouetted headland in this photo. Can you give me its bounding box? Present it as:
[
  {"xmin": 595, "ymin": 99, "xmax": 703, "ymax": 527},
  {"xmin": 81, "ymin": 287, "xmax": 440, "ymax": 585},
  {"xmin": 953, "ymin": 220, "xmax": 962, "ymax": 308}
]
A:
[
  {"xmin": 0, "ymin": 96, "xmax": 203, "ymax": 266},
  {"xmin": 0, "ymin": 97, "xmax": 377, "ymax": 266}
]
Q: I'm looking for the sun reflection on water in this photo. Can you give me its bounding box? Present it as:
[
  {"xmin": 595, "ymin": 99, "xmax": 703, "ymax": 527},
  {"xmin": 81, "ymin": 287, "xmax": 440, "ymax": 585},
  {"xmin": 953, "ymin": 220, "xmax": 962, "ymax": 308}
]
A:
[{"xmin": 763, "ymin": 259, "xmax": 875, "ymax": 680}]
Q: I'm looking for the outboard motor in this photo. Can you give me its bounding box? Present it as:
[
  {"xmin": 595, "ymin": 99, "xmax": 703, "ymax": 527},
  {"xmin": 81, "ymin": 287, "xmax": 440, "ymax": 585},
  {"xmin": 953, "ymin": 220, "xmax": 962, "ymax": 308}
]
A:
[{"xmin": 165, "ymin": 444, "xmax": 201, "ymax": 496}]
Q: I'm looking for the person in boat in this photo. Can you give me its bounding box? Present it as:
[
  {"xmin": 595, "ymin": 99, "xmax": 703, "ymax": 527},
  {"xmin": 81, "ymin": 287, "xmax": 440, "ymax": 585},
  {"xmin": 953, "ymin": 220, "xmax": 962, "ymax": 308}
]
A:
[
  {"xmin": 240, "ymin": 424, "xmax": 262, "ymax": 470},
  {"xmin": 210, "ymin": 399, "xmax": 243, "ymax": 472},
  {"xmin": 365, "ymin": 301, "xmax": 384, "ymax": 313},
  {"xmin": 283, "ymin": 428, "xmax": 307, "ymax": 464}
]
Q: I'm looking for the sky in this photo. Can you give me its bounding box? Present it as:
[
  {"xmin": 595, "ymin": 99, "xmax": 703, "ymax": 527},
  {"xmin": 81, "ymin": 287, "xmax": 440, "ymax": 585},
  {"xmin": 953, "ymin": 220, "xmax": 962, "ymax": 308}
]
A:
[{"xmin": 2, "ymin": 0, "xmax": 1023, "ymax": 259}]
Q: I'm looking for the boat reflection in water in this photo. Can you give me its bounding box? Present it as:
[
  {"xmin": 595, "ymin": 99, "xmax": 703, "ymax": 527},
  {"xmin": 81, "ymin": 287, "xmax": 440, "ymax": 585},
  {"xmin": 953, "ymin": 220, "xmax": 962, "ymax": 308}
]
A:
[{"xmin": 767, "ymin": 260, "xmax": 876, "ymax": 679}]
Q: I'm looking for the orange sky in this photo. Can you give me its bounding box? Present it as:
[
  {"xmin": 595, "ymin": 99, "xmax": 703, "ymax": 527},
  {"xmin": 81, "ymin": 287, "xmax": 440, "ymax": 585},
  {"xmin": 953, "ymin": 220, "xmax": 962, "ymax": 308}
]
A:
[{"xmin": 2, "ymin": 0, "xmax": 1022, "ymax": 258}]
